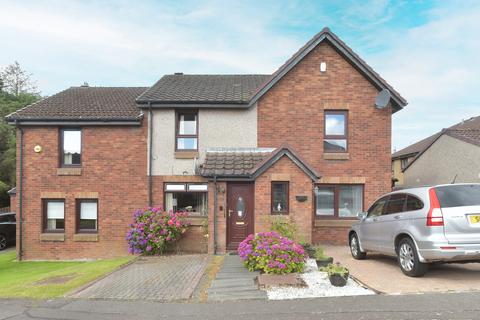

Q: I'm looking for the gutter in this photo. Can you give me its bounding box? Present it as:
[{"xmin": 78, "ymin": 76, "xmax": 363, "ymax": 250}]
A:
[
  {"xmin": 148, "ymin": 103, "xmax": 153, "ymax": 207},
  {"xmin": 16, "ymin": 122, "xmax": 24, "ymax": 260}
]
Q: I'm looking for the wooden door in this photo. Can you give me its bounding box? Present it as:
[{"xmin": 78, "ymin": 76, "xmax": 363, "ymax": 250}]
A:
[{"xmin": 226, "ymin": 182, "xmax": 254, "ymax": 250}]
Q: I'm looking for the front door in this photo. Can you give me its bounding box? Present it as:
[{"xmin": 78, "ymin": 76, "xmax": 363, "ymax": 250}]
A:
[{"xmin": 226, "ymin": 182, "xmax": 254, "ymax": 250}]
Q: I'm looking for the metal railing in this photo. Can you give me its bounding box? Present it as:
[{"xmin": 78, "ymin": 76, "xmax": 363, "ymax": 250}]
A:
[{"xmin": 0, "ymin": 206, "xmax": 11, "ymax": 213}]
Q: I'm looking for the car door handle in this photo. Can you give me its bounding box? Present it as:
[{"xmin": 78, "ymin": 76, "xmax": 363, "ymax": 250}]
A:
[
  {"xmin": 394, "ymin": 215, "xmax": 401, "ymax": 220},
  {"xmin": 373, "ymin": 218, "xmax": 378, "ymax": 222}
]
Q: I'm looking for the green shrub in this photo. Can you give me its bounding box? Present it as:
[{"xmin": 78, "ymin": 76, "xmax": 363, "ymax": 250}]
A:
[
  {"xmin": 313, "ymin": 245, "xmax": 329, "ymax": 260},
  {"xmin": 320, "ymin": 263, "xmax": 349, "ymax": 277},
  {"xmin": 271, "ymin": 216, "xmax": 297, "ymax": 241}
]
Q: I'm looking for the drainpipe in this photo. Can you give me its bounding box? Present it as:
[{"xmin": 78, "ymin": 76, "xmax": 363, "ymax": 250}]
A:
[
  {"xmin": 213, "ymin": 175, "xmax": 218, "ymax": 254},
  {"xmin": 148, "ymin": 103, "xmax": 153, "ymax": 207},
  {"xmin": 17, "ymin": 122, "xmax": 24, "ymax": 261}
]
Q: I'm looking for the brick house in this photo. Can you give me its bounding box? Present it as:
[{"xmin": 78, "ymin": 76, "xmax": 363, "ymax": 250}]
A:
[{"xmin": 6, "ymin": 28, "xmax": 407, "ymax": 260}]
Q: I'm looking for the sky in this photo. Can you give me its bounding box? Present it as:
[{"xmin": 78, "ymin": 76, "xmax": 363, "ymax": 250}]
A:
[{"xmin": 1, "ymin": 0, "xmax": 479, "ymax": 151}]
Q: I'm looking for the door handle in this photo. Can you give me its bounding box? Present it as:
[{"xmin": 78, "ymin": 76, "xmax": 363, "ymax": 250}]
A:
[
  {"xmin": 394, "ymin": 215, "xmax": 401, "ymax": 220},
  {"xmin": 228, "ymin": 210, "xmax": 233, "ymax": 217},
  {"xmin": 373, "ymin": 218, "xmax": 378, "ymax": 222}
]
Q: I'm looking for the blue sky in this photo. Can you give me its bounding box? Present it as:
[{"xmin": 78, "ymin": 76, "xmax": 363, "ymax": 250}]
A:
[{"xmin": 1, "ymin": 0, "xmax": 479, "ymax": 151}]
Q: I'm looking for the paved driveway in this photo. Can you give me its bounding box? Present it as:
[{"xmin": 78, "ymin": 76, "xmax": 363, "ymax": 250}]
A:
[
  {"xmin": 73, "ymin": 255, "xmax": 208, "ymax": 301},
  {"xmin": 325, "ymin": 245, "xmax": 480, "ymax": 294}
]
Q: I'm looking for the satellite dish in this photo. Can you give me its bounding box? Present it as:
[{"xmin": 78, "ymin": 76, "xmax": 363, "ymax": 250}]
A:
[{"xmin": 375, "ymin": 89, "xmax": 391, "ymax": 109}]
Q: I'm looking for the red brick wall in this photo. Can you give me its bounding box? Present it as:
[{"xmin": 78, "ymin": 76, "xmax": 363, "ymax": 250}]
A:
[
  {"xmin": 257, "ymin": 41, "xmax": 392, "ymax": 244},
  {"xmin": 17, "ymin": 122, "xmax": 148, "ymax": 260},
  {"xmin": 254, "ymin": 156, "xmax": 313, "ymax": 243},
  {"xmin": 208, "ymin": 181, "xmax": 227, "ymax": 254},
  {"xmin": 312, "ymin": 226, "xmax": 350, "ymax": 245}
]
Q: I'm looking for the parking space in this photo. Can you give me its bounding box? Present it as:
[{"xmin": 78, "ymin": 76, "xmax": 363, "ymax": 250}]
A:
[
  {"xmin": 73, "ymin": 255, "xmax": 208, "ymax": 301},
  {"xmin": 325, "ymin": 245, "xmax": 480, "ymax": 294}
]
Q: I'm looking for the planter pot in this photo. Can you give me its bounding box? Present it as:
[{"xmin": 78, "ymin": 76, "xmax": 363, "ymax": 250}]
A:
[
  {"xmin": 316, "ymin": 257, "xmax": 333, "ymax": 268},
  {"xmin": 328, "ymin": 273, "xmax": 349, "ymax": 287}
]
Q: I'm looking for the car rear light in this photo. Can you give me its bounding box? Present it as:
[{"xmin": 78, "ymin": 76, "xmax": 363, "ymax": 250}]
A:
[{"xmin": 427, "ymin": 188, "xmax": 444, "ymax": 227}]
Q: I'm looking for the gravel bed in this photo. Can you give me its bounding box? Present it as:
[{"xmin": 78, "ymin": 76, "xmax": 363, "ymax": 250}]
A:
[{"xmin": 266, "ymin": 259, "xmax": 375, "ymax": 300}]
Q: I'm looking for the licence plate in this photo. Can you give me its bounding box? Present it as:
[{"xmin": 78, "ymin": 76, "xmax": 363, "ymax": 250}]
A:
[{"xmin": 468, "ymin": 215, "xmax": 480, "ymax": 224}]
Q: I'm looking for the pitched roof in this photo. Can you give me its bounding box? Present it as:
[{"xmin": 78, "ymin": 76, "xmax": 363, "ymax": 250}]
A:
[
  {"xmin": 249, "ymin": 27, "xmax": 407, "ymax": 112},
  {"xmin": 201, "ymin": 145, "xmax": 319, "ymax": 181},
  {"xmin": 136, "ymin": 74, "xmax": 270, "ymax": 106},
  {"xmin": 400, "ymin": 116, "xmax": 480, "ymax": 171},
  {"xmin": 201, "ymin": 148, "xmax": 274, "ymax": 177},
  {"xmin": 6, "ymin": 87, "xmax": 147, "ymax": 123},
  {"xmin": 393, "ymin": 116, "xmax": 480, "ymax": 160}
]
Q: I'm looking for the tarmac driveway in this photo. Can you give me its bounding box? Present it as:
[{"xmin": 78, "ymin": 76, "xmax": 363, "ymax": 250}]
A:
[
  {"xmin": 73, "ymin": 255, "xmax": 208, "ymax": 301},
  {"xmin": 325, "ymin": 245, "xmax": 480, "ymax": 294}
]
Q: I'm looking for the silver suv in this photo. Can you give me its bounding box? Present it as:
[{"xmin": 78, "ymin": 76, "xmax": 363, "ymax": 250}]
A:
[{"xmin": 349, "ymin": 184, "xmax": 480, "ymax": 277}]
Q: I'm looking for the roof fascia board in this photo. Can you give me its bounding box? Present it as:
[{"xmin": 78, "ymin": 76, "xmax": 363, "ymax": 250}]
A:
[
  {"xmin": 8, "ymin": 120, "xmax": 142, "ymax": 126},
  {"xmin": 251, "ymin": 149, "xmax": 319, "ymax": 181},
  {"xmin": 137, "ymin": 103, "xmax": 250, "ymax": 109}
]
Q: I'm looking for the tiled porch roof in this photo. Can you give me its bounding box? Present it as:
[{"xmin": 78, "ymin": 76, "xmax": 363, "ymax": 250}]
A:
[{"xmin": 201, "ymin": 146, "xmax": 319, "ymax": 181}]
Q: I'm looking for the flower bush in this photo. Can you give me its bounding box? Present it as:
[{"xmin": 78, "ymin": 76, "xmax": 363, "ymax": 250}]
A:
[
  {"xmin": 126, "ymin": 208, "xmax": 189, "ymax": 255},
  {"xmin": 237, "ymin": 231, "xmax": 307, "ymax": 274}
]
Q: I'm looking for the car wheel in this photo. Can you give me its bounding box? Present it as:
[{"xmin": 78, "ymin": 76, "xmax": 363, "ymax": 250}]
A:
[
  {"xmin": 350, "ymin": 233, "xmax": 366, "ymax": 260},
  {"xmin": 0, "ymin": 234, "xmax": 6, "ymax": 251},
  {"xmin": 397, "ymin": 237, "xmax": 428, "ymax": 277}
]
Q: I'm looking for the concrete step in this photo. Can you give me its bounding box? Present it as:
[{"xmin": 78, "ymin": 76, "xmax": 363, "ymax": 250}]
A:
[
  {"xmin": 207, "ymin": 290, "xmax": 267, "ymax": 302},
  {"xmin": 210, "ymin": 279, "xmax": 256, "ymax": 288},
  {"xmin": 207, "ymin": 285, "xmax": 259, "ymax": 294}
]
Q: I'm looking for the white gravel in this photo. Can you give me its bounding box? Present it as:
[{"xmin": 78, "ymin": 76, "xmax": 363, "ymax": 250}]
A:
[{"xmin": 266, "ymin": 259, "xmax": 375, "ymax": 300}]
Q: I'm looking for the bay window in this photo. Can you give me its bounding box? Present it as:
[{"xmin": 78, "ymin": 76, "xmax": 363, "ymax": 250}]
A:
[
  {"xmin": 164, "ymin": 183, "xmax": 207, "ymax": 215},
  {"xmin": 315, "ymin": 184, "xmax": 363, "ymax": 218}
]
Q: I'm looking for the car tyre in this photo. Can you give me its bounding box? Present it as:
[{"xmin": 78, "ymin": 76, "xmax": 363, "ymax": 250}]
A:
[
  {"xmin": 397, "ymin": 237, "xmax": 428, "ymax": 277},
  {"xmin": 0, "ymin": 234, "xmax": 6, "ymax": 251},
  {"xmin": 350, "ymin": 233, "xmax": 366, "ymax": 260}
]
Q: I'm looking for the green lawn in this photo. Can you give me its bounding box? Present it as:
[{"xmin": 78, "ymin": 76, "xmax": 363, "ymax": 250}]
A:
[{"xmin": 0, "ymin": 251, "xmax": 133, "ymax": 299}]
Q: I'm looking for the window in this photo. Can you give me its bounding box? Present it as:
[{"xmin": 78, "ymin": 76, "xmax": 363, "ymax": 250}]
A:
[
  {"xmin": 176, "ymin": 111, "xmax": 198, "ymax": 151},
  {"xmin": 324, "ymin": 111, "xmax": 347, "ymax": 152},
  {"xmin": 61, "ymin": 129, "xmax": 81, "ymax": 166},
  {"xmin": 271, "ymin": 182, "xmax": 289, "ymax": 214},
  {"xmin": 164, "ymin": 183, "xmax": 207, "ymax": 215},
  {"xmin": 406, "ymin": 195, "xmax": 424, "ymax": 211},
  {"xmin": 367, "ymin": 196, "xmax": 388, "ymax": 217},
  {"xmin": 43, "ymin": 200, "xmax": 65, "ymax": 232},
  {"xmin": 384, "ymin": 194, "xmax": 406, "ymax": 214},
  {"xmin": 315, "ymin": 185, "xmax": 363, "ymax": 218},
  {"xmin": 401, "ymin": 158, "xmax": 409, "ymax": 170},
  {"xmin": 77, "ymin": 199, "xmax": 98, "ymax": 232}
]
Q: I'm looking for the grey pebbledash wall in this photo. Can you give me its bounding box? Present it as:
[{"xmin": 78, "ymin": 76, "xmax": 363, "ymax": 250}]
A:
[{"xmin": 149, "ymin": 106, "xmax": 258, "ymax": 176}]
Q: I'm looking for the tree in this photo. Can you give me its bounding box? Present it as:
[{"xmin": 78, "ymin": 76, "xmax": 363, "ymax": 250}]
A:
[
  {"xmin": 0, "ymin": 61, "xmax": 39, "ymax": 96},
  {"xmin": 0, "ymin": 62, "xmax": 40, "ymax": 207}
]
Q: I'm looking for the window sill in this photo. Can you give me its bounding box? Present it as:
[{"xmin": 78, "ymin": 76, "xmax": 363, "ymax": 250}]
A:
[
  {"xmin": 73, "ymin": 234, "xmax": 99, "ymax": 242},
  {"xmin": 57, "ymin": 167, "xmax": 82, "ymax": 176},
  {"xmin": 174, "ymin": 151, "xmax": 199, "ymax": 159},
  {"xmin": 323, "ymin": 153, "xmax": 349, "ymax": 160},
  {"xmin": 40, "ymin": 233, "xmax": 65, "ymax": 242},
  {"xmin": 314, "ymin": 219, "xmax": 356, "ymax": 227}
]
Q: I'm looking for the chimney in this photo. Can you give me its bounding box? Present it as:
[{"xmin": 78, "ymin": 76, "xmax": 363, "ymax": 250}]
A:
[
  {"xmin": 174, "ymin": 72, "xmax": 183, "ymax": 75},
  {"xmin": 81, "ymin": 82, "xmax": 89, "ymax": 87}
]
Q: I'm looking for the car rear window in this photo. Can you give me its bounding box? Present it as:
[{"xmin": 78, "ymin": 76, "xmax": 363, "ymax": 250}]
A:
[{"xmin": 435, "ymin": 185, "xmax": 480, "ymax": 208}]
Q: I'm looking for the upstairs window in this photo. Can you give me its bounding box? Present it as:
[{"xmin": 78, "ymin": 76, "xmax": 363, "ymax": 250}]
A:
[
  {"xmin": 176, "ymin": 111, "xmax": 198, "ymax": 151},
  {"xmin": 324, "ymin": 111, "xmax": 347, "ymax": 153},
  {"xmin": 61, "ymin": 129, "xmax": 81, "ymax": 166},
  {"xmin": 43, "ymin": 199, "xmax": 65, "ymax": 232},
  {"xmin": 271, "ymin": 182, "xmax": 289, "ymax": 214}
]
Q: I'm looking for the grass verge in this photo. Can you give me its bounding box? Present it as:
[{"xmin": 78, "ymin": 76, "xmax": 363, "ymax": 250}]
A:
[{"xmin": 0, "ymin": 251, "xmax": 133, "ymax": 299}]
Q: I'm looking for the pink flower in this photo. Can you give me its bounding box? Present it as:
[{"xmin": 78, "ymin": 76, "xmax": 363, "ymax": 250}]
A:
[{"xmin": 168, "ymin": 219, "xmax": 174, "ymax": 226}]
